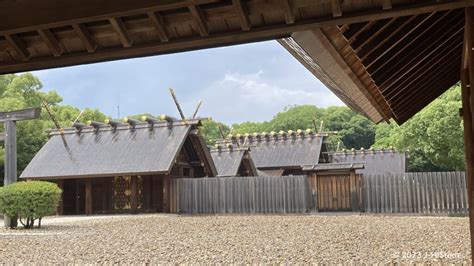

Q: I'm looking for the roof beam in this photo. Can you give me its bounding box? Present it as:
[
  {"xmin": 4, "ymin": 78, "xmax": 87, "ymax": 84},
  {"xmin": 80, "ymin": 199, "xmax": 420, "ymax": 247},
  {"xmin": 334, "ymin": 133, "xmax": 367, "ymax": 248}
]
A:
[
  {"xmin": 359, "ymin": 15, "xmax": 418, "ymax": 61},
  {"xmin": 386, "ymin": 38, "xmax": 462, "ymax": 101},
  {"xmin": 368, "ymin": 10, "xmax": 452, "ymax": 74},
  {"xmin": 233, "ymin": 0, "xmax": 251, "ymax": 31},
  {"xmin": 147, "ymin": 12, "xmax": 169, "ymax": 42},
  {"xmin": 330, "ymin": 0, "xmax": 342, "ymax": 17},
  {"xmin": 109, "ymin": 17, "xmax": 133, "ymax": 48},
  {"xmin": 354, "ymin": 17, "xmax": 397, "ymax": 53},
  {"xmin": 347, "ymin": 21, "xmax": 377, "ymax": 44},
  {"xmin": 280, "ymin": 0, "xmax": 295, "ymax": 24},
  {"xmin": 0, "ymin": 1, "xmax": 472, "ymax": 74},
  {"xmin": 379, "ymin": 18, "xmax": 463, "ymax": 91},
  {"xmin": 382, "ymin": 0, "xmax": 392, "ymax": 10},
  {"xmin": 5, "ymin": 34, "xmax": 30, "ymax": 61},
  {"xmin": 72, "ymin": 23, "xmax": 97, "ymax": 53},
  {"xmin": 188, "ymin": 5, "xmax": 208, "ymax": 36},
  {"xmin": 37, "ymin": 29, "xmax": 63, "ymax": 57}
]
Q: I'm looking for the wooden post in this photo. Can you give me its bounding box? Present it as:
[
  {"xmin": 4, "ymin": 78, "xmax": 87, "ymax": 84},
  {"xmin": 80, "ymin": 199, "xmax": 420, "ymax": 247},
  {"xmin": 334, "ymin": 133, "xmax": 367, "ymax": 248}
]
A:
[
  {"xmin": 3, "ymin": 120, "xmax": 17, "ymax": 227},
  {"xmin": 462, "ymin": 7, "xmax": 474, "ymax": 262},
  {"xmin": 163, "ymin": 176, "xmax": 171, "ymax": 213},
  {"xmin": 130, "ymin": 176, "xmax": 138, "ymax": 213},
  {"xmin": 85, "ymin": 179, "xmax": 92, "ymax": 215},
  {"xmin": 56, "ymin": 180, "xmax": 64, "ymax": 215}
]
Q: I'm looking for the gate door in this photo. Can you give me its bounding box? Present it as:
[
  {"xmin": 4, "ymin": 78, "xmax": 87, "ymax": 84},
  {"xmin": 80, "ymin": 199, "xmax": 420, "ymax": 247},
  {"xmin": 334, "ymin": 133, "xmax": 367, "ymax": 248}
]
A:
[{"xmin": 317, "ymin": 175, "xmax": 352, "ymax": 211}]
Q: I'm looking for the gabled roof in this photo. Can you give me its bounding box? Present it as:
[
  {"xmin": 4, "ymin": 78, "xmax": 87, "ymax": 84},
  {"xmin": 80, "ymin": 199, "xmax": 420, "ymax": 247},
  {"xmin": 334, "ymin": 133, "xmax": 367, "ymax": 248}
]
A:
[
  {"xmin": 330, "ymin": 149, "xmax": 406, "ymax": 175},
  {"xmin": 223, "ymin": 131, "xmax": 326, "ymax": 170},
  {"xmin": 21, "ymin": 119, "xmax": 217, "ymax": 179},
  {"xmin": 303, "ymin": 162, "xmax": 365, "ymax": 172},
  {"xmin": 210, "ymin": 147, "xmax": 257, "ymax": 177}
]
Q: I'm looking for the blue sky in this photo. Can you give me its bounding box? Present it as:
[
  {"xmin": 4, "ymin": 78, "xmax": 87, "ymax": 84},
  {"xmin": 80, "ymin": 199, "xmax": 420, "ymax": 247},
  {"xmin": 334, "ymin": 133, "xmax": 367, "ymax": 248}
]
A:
[{"xmin": 33, "ymin": 40, "xmax": 343, "ymax": 125}]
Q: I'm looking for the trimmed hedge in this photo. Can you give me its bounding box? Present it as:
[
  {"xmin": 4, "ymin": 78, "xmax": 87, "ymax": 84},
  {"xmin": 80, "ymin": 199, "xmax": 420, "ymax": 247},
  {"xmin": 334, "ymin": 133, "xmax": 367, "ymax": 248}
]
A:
[{"xmin": 0, "ymin": 181, "xmax": 62, "ymax": 228}]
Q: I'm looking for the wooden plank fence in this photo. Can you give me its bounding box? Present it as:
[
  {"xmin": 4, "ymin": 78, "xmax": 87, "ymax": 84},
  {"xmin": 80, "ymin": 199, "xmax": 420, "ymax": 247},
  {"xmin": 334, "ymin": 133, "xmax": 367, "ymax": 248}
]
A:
[
  {"xmin": 169, "ymin": 176, "xmax": 311, "ymax": 214},
  {"xmin": 363, "ymin": 172, "xmax": 468, "ymax": 214}
]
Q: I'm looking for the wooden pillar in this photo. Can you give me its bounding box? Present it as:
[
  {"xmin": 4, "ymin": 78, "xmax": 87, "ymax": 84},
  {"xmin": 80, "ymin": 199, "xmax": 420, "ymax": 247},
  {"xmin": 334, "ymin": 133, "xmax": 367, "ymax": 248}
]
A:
[
  {"xmin": 163, "ymin": 176, "xmax": 171, "ymax": 213},
  {"xmin": 3, "ymin": 120, "xmax": 17, "ymax": 227},
  {"xmin": 130, "ymin": 176, "xmax": 138, "ymax": 213},
  {"xmin": 56, "ymin": 180, "xmax": 64, "ymax": 215},
  {"xmin": 85, "ymin": 179, "xmax": 92, "ymax": 215},
  {"xmin": 349, "ymin": 170, "xmax": 358, "ymax": 211},
  {"xmin": 463, "ymin": 7, "xmax": 474, "ymax": 262}
]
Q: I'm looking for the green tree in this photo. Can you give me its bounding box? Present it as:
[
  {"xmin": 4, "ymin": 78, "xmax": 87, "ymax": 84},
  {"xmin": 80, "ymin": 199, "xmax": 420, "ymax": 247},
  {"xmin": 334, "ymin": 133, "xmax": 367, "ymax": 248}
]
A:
[
  {"xmin": 373, "ymin": 85, "xmax": 464, "ymax": 171},
  {"xmin": 200, "ymin": 119, "xmax": 230, "ymax": 145}
]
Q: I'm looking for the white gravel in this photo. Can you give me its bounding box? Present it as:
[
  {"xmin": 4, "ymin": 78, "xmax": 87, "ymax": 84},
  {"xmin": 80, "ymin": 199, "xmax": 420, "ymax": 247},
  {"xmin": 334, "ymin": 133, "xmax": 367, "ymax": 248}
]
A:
[{"xmin": 0, "ymin": 214, "xmax": 470, "ymax": 264}]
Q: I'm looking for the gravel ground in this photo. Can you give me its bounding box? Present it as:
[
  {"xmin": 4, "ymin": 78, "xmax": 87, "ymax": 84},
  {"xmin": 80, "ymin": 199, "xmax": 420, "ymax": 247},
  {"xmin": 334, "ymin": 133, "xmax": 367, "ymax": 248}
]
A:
[{"xmin": 0, "ymin": 214, "xmax": 470, "ymax": 264}]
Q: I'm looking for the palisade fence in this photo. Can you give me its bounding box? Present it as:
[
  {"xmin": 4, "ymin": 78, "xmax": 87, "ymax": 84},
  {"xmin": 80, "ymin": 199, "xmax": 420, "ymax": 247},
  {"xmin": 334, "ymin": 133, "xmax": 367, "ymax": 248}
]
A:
[
  {"xmin": 169, "ymin": 176, "xmax": 310, "ymax": 214},
  {"xmin": 363, "ymin": 172, "xmax": 468, "ymax": 214},
  {"xmin": 169, "ymin": 172, "xmax": 469, "ymax": 215}
]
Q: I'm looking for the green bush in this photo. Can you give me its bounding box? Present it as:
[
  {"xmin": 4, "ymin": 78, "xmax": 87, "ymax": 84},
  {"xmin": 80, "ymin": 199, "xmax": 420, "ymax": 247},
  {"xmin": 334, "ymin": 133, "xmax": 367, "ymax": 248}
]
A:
[{"xmin": 0, "ymin": 181, "xmax": 62, "ymax": 228}]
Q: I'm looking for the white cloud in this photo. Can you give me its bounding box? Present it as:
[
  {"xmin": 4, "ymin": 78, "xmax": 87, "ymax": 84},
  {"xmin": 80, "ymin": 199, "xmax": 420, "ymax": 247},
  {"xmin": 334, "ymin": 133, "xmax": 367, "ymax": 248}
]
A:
[{"xmin": 195, "ymin": 71, "xmax": 344, "ymax": 124}]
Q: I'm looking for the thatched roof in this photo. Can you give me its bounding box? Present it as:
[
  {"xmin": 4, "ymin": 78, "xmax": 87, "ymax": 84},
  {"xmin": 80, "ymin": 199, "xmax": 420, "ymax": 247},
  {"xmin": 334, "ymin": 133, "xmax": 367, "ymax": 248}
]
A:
[
  {"xmin": 330, "ymin": 149, "xmax": 406, "ymax": 175},
  {"xmin": 223, "ymin": 131, "xmax": 328, "ymax": 170},
  {"xmin": 21, "ymin": 118, "xmax": 217, "ymax": 179},
  {"xmin": 210, "ymin": 147, "xmax": 257, "ymax": 177}
]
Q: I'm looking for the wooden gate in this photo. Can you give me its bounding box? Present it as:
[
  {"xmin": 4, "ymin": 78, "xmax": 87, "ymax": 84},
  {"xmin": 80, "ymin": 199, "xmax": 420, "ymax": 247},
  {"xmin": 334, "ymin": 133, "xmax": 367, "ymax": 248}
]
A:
[{"xmin": 311, "ymin": 173, "xmax": 362, "ymax": 212}]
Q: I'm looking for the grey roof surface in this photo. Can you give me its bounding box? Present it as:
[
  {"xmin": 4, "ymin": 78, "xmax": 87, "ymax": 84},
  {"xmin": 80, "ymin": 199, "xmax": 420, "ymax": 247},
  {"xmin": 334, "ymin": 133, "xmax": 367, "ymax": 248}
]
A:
[
  {"xmin": 21, "ymin": 120, "xmax": 208, "ymax": 179},
  {"xmin": 210, "ymin": 149, "xmax": 246, "ymax": 177},
  {"xmin": 232, "ymin": 134, "xmax": 325, "ymax": 169},
  {"xmin": 303, "ymin": 162, "xmax": 365, "ymax": 171},
  {"xmin": 257, "ymin": 169, "xmax": 285, "ymax": 177},
  {"xmin": 330, "ymin": 149, "xmax": 406, "ymax": 175}
]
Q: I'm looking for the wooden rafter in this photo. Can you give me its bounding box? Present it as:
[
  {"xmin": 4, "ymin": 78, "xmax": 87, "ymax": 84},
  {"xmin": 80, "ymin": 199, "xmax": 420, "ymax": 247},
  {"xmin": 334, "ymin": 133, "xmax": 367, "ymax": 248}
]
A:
[
  {"xmin": 359, "ymin": 15, "xmax": 418, "ymax": 61},
  {"xmin": 72, "ymin": 23, "xmax": 97, "ymax": 52},
  {"xmin": 354, "ymin": 17, "xmax": 397, "ymax": 53},
  {"xmin": 386, "ymin": 39, "xmax": 463, "ymax": 101},
  {"xmin": 147, "ymin": 12, "xmax": 169, "ymax": 42},
  {"xmin": 330, "ymin": 0, "xmax": 342, "ymax": 17},
  {"xmin": 369, "ymin": 10, "xmax": 453, "ymax": 74},
  {"xmin": 188, "ymin": 5, "xmax": 208, "ymax": 37},
  {"xmin": 5, "ymin": 34, "xmax": 30, "ymax": 61},
  {"xmin": 280, "ymin": 0, "xmax": 295, "ymax": 24},
  {"xmin": 346, "ymin": 20, "xmax": 377, "ymax": 44},
  {"xmin": 0, "ymin": 1, "xmax": 472, "ymax": 74},
  {"xmin": 379, "ymin": 17, "xmax": 463, "ymax": 90},
  {"xmin": 381, "ymin": 0, "xmax": 392, "ymax": 10},
  {"xmin": 109, "ymin": 17, "xmax": 133, "ymax": 48},
  {"xmin": 37, "ymin": 29, "xmax": 63, "ymax": 57},
  {"xmin": 233, "ymin": 0, "xmax": 251, "ymax": 31}
]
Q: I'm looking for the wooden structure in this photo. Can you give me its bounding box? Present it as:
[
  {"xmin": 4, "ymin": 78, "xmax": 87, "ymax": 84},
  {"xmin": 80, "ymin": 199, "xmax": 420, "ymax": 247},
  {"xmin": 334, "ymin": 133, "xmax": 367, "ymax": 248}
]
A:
[
  {"xmin": 3, "ymin": 0, "xmax": 474, "ymax": 259},
  {"xmin": 0, "ymin": 1, "xmax": 471, "ymax": 75},
  {"xmin": 226, "ymin": 130, "xmax": 330, "ymax": 176},
  {"xmin": 0, "ymin": 107, "xmax": 41, "ymax": 227},
  {"xmin": 304, "ymin": 163, "xmax": 364, "ymax": 211},
  {"xmin": 210, "ymin": 146, "xmax": 258, "ymax": 177},
  {"xmin": 20, "ymin": 117, "xmax": 217, "ymax": 215}
]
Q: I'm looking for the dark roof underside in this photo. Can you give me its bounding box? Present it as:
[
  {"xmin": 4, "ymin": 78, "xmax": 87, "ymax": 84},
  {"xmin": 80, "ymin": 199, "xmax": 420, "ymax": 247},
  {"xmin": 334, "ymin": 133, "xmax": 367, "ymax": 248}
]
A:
[
  {"xmin": 21, "ymin": 123, "xmax": 193, "ymax": 179},
  {"xmin": 283, "ymin": 8, "xmax": 464, "ymax": 124}
]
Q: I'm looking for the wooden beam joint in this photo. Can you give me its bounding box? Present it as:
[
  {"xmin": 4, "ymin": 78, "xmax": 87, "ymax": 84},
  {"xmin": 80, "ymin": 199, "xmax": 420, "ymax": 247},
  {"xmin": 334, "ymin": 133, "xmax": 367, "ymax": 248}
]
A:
[
  {"xmin": 280, "ymin": 0, "xmax": 295, "ymax": 24},
  {"xmin": 109, "ymin": 17, "xmax": 133, "ymax": 48},
  {"xmin": 147, "ymin": 11, "xmax": 169, "ymax": 42},
  {"xmin": 188, "ymin": 5, "xmax": 209, "ymax": 37},
  {"xmin": 233, "ymin": 0, "xmax": 251, "ymax": 31},
  {"xmin": 72, "ymin": 23, "xmax": 97, "ymax": 53},
  {"xmin": 5, "ymin": 34, "xmax": 31, "ymax": 61},
  {"xmin": 37, "ymin": 29, "xmax": 63, "ymax": 57}
]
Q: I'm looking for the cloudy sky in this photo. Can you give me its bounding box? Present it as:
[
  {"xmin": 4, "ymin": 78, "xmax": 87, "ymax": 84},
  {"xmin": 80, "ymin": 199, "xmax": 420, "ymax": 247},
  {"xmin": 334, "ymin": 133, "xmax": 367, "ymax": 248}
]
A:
[{"xmin": 32, "ymin": 40, "xmax": 343, "ymax": 125}]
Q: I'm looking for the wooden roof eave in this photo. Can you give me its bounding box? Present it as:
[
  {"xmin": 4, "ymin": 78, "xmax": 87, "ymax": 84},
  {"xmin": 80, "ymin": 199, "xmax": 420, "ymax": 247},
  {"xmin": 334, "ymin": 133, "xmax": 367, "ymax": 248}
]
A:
[{"xmin": 282, "ymin": 28, "xmax": 392, "ymax": 123}]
